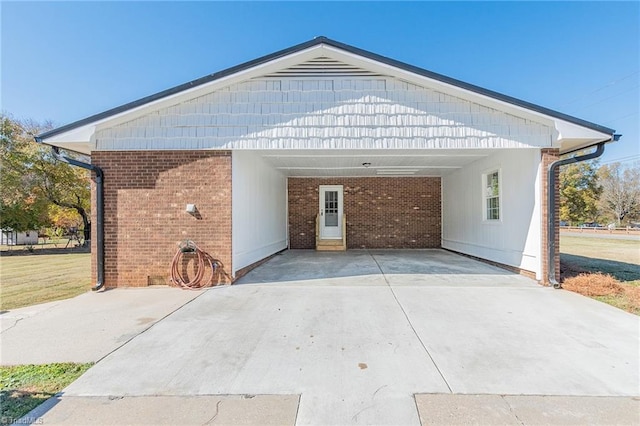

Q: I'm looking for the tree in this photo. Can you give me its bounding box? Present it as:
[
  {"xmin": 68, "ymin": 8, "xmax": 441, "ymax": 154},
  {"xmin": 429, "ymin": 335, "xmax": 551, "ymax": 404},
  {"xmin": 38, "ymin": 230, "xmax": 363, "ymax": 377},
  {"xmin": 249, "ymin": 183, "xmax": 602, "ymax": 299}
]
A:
[
  {"xmin": 0, "ymin": 115, "xmax": 91, "ymax": 239},
  {"xmin": 0, "ymin": 116, "xmax": 48, "ymax": 231},
  {"xmin": 559, "ymin": 161, "xmax": 602, "ymax": 225},
  {"xmin": 48, "ymin": 204, "xmax": 85, "ymax": 229},
  {"xmin": 598, "ymin": 162, "xmax": 640, "ymax": 226}
]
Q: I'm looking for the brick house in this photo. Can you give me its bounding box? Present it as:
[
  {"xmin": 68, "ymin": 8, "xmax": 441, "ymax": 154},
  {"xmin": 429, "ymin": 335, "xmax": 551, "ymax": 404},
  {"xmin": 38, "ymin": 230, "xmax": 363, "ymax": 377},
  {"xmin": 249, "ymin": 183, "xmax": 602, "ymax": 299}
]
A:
[{"xmin": 37, "ymin": 37, "xmax": 617, "ymax": 288}]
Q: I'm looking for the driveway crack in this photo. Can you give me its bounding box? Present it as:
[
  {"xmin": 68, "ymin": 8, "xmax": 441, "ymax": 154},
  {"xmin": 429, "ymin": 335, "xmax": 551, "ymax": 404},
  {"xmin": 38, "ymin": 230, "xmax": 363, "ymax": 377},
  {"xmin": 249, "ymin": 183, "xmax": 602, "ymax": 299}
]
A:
[
  {"xmin": 202, "ymin": 399, "xmax": 222, "ymax": 425},
  {"xmin": 502, "ymin": 395, "xmax": 525, "ymax": 425},
  {"xmin": 0, "ymin": 316, "xmax": 24, "ymax": 334},
  {"xmin": 1, "ymin": 301, "xmax": 63, "ymax": 335},
  {"xmin": 368, "ymin": 250, "xmax": 453, "ymax": 393}
]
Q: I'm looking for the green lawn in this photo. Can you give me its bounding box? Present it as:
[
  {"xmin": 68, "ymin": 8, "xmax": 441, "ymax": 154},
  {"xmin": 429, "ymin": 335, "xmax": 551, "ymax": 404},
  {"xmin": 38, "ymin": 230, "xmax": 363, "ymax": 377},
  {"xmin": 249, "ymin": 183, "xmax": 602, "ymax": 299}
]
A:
[
  {"xmin": 0, "ymin": 363, "xmax": 93, "ymax": 425},
  {"xmin": 560, "ymin": 235, "xmax": 640, "ymax": 314},
  {"xmin": 0, "ymin": 251, "xmax": 93, "ymax": 423},
  {"xmin": 0, "ymin": 253, "xmax": 91, "ymax": 311},
  {"xmin": 560, "ymin": 235, "xmax": 640, "ymax": 283},
  {"xmin": 560, "ymin": 235, "xmax": 640, "ymax": 265}
]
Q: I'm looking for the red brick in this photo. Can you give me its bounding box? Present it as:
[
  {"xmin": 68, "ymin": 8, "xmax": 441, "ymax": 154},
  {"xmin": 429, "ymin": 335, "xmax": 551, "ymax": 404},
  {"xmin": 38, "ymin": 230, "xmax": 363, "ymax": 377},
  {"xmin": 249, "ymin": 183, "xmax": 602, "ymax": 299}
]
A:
[
  {"xmin": 540, "ymin": 148, "xmax": 560, "ymax": 285},
  {"xmin": 288, "ymin": 177, "xmax": 441, "ymax": 249},
  {"xmin": 91, "ymin": 151, "xmax": 232, "ymax": 288}
]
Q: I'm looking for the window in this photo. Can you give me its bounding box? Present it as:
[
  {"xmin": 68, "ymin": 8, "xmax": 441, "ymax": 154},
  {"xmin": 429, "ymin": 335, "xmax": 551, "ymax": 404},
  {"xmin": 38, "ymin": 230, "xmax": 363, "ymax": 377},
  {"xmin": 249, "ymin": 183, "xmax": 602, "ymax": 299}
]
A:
[{"xmin": 484, "ymin": 170, "xmax": 500, "ymax": 221}]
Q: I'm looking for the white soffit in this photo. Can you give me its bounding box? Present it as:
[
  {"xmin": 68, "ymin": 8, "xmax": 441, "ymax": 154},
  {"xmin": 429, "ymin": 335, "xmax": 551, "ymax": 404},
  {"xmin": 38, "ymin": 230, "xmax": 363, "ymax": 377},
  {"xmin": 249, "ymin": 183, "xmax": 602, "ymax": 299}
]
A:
[
  {"xmin": 554, "ymin": 120, "xmax": 615, "ymax": 153},
  {"xmin": 41, "ymin": 126, "xmax": 95, "ymax": 155},
  {"xmin": 259, "ymin": 148, "xmax": 493, "ymax": 177}
]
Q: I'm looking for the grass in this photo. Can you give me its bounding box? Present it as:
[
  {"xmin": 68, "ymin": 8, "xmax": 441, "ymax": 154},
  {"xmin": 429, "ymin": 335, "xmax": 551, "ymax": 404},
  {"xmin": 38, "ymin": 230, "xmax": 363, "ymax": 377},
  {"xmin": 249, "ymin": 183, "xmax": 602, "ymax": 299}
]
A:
[
  {"xmin": 0, "ymin": 245, "xmax": 93, "ymax": 423},
  {"xmin": 0, "ymin": 363, "xmax": 92, "ymax": 425},
  {"xmin": 0, "ymin": 252, "xmax": 90, "ymax": 311},
  {"xmin": 560, "ymin": 236, "xmax": 639, "ymax": 269},
  {"xmin": 560, "ymin": 235, "xmax": 640, "ymax": 314},
  {"xmin": 594, "ymin": 292, "xmax": 640, "ymax": 315}
]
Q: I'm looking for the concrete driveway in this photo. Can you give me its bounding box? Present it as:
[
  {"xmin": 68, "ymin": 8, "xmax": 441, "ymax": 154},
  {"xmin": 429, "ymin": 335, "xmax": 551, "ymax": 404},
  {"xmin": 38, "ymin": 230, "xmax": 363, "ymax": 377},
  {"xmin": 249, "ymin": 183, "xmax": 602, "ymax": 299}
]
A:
[{"xmin": 38, "ymin": 250, "xmax": 640, "ymax": 424}]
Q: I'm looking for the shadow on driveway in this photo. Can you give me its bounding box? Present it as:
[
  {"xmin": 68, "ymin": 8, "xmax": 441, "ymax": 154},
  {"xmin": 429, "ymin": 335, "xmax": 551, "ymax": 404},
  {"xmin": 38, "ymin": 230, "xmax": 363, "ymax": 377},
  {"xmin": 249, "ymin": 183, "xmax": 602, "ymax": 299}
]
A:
[
  {"xmin": 236, "ymin": 249, "xmax": 534, "ymax": 287},
  {"xmin": 561, "ymin": 253, "xmax": 640, "ymax": 282}
]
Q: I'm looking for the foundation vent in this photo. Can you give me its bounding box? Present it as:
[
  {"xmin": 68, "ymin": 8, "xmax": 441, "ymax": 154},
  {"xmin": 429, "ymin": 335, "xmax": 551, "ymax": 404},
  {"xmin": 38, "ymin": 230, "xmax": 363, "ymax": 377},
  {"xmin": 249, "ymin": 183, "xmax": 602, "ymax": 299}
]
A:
[
  {"xmin": 147, "ymin": 275, "xmax": 168, "ymax": 286},
  {"xmin": 264, "ymin": 57, "xmax": 385, "ymax": 78}
]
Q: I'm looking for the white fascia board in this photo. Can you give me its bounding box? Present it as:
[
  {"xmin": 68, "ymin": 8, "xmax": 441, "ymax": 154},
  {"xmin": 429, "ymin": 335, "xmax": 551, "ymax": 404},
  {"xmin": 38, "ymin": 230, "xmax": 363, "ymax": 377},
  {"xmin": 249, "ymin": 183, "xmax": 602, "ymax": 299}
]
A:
[
  {"xmin": 38, "ymin": 45, "xmax": 328, "ymax": 147},
  {"xmin": 98, "ymin": 47, "xmax": 323, "ymax": 129},
  {"xmin": 41, "ymin": 126, "xmax": 95, "ymax": 155},
  {"xmin": 322, "ymin": 46, "xmax": 613, "ymax": 146},
  {"xmin": 554, "ymin": 120, "xmax": 613, "ymax": 152}
]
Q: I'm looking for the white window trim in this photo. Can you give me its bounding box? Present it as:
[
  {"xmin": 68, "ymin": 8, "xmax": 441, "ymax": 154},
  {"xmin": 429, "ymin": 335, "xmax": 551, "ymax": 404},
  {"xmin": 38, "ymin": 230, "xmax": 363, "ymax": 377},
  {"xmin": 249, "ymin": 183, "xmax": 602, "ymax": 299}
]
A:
[{"xmin": 482, "ymin": 167, "xmax": 502, "ymax": 223}]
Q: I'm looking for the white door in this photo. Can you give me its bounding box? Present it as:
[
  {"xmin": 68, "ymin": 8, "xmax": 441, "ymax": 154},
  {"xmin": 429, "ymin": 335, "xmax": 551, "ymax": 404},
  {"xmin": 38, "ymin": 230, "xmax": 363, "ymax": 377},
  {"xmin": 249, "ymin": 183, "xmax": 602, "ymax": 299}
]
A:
[{"xmin": 319, "ymin": 185, "xmax": 343, "ymax": 239}]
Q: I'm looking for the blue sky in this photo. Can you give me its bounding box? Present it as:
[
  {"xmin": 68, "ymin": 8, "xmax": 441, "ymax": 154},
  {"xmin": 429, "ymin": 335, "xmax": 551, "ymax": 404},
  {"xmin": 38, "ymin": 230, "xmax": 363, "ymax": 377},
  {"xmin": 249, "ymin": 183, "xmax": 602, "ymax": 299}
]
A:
[{"xmin": 2, "ymin": 1, "xmax": 638, "ymax": 163}]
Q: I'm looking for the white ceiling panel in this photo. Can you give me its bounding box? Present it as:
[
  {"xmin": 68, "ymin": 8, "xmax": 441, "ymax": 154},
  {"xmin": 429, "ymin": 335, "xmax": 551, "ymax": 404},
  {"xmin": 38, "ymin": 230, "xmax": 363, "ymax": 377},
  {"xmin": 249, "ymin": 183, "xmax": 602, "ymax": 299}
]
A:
[{"xmin": 258, "ymin": 148, "xmax": 501, "ymax": 177}]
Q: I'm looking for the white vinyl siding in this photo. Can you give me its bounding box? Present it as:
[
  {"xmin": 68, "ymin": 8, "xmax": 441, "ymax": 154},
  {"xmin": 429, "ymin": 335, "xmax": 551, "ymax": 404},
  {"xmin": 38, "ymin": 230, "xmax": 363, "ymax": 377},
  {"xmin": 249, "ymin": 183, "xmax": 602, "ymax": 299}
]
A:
[
  {"xmin": 231, "ymin": 151, "xmax": 287, "ymax": 275},
  {"xmin": 442, "ymin": 149, "xmax": 541, "ymax": 278},
  {"xmin": 95, "ymin": 76, "xmax": 552, "ymax": 151}
]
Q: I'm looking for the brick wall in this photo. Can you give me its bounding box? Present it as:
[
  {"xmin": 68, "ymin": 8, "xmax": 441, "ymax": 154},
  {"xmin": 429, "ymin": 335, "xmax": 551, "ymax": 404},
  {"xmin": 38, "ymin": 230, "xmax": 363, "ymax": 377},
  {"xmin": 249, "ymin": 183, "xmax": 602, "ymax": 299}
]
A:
[
  {"xmin": 540, "ymin": 148, "xmax": 560, "ymax": 285},
  {"xmin": 91, "ymin": 151, "xmax": 232, "ymax": 288},
  {"xmin": 288, "ymin": 177, "xmax": 441, "ymax": 249}
]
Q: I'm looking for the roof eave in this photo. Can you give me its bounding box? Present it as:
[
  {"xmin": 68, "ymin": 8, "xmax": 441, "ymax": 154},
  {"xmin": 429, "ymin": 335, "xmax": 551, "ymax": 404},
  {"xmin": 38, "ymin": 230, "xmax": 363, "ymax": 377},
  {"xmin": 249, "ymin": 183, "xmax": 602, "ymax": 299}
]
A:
[
  {"xmin": 37, "ymin": 36, "xmax": 616, "ymax": 146},
  {"xmin": 37, "ymin": 37, "xmax": 328, "ymax": 142},
  {"xmin": 316, "ymin": 40, "xmax": 615, "ymax": 135}
]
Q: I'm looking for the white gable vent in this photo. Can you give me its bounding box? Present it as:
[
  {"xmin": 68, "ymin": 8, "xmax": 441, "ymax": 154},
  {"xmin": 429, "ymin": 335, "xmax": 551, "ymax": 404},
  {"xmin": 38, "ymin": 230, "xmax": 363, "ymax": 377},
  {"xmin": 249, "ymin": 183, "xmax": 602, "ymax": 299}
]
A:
[{"xmin": 264, "ymin": 57, "xmax": 385, "ymax": 77}]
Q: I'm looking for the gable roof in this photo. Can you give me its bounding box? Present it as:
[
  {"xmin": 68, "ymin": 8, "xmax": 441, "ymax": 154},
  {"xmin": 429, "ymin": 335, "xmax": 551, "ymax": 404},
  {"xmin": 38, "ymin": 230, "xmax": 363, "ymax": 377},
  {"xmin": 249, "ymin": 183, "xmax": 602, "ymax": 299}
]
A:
[{"xmin": 37, "ymin": 36, "xmax": 616, "ymax": 148}]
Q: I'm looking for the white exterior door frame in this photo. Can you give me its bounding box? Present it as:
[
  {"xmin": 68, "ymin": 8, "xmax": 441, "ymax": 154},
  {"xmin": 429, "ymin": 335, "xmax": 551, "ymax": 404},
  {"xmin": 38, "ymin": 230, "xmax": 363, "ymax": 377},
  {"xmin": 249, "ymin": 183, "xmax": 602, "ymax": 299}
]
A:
[{"xmin": 319, "ymin": 185, "xmax": 343, "ymax": 239}]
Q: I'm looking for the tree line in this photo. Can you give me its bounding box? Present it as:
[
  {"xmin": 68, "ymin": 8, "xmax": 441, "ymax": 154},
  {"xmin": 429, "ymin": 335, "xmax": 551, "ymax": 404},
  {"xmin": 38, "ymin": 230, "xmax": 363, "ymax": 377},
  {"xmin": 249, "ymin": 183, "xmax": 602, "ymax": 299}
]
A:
[
  {"xmin": 0, "ymin": 115, "xmax": 92, "ymax": 240},
  {"xmin": 560, "ymin": 159, "xmax": 640, "ymax": 227}
]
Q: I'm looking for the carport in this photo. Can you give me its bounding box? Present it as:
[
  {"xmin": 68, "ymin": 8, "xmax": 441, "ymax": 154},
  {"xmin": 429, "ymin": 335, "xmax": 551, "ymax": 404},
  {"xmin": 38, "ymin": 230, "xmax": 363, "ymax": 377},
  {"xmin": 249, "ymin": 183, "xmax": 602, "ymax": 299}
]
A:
[
  {"xmin": 35, "ymin": 36, "xmax": 617, "ymax": 289},
  {"xmin": 232, "ymin": 146, "xmax": 543, "ymax": 279}
]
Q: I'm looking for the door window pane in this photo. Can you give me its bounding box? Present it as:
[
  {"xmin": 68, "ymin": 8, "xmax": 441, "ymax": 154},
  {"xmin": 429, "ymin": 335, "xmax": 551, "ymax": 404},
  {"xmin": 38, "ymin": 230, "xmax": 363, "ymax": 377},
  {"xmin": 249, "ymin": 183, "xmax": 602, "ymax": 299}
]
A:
[
  {"xmin": 325, "ymin": 191, "xmax": 338, "ymax": 226},
  {"xmin": 484, "ymin": 170, "xmax": 500, "ymax": 220}
]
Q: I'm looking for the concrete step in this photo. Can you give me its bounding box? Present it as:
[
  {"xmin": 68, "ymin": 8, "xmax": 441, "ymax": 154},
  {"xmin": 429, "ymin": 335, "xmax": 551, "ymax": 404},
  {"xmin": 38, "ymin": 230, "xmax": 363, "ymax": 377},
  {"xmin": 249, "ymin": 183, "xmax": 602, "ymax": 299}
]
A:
[
  {"xmin": 316, "ymin": 239, "xmax": 344, "ymax": 246},
  {"xmin": 316, "ymin": 245, "xmax": 346, "ymax": 251},
  {"xmin": 316, "ymin": 239, "xmax": 346, "ymax": 251}
]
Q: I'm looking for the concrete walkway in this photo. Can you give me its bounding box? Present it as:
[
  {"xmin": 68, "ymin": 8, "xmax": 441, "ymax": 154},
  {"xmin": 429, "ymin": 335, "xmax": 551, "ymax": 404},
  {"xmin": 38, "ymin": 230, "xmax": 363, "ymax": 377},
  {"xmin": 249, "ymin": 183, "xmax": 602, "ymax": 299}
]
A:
[
  {"xmin": 24, "ymin": 394, "xmax": 640, "ymax": 425},
  {"xmin": 23, "ymin": 395, "xmax": 300, "ymax": 425},
  {"xmin": 1, "ymin": 287, "xmax": 201, "ymax": 365},
  {"xmin": 414, "ymin": 394, "xmax": 640, "ymax": 425},
  {"xmin": 7, "ymin": 250, "xmax": 640, "ymax": 425}
]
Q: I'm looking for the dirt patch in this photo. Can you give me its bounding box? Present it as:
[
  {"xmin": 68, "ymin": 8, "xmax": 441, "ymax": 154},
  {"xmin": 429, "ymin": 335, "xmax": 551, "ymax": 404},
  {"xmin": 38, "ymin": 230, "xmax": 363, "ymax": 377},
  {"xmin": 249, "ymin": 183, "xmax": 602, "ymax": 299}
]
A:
[
  {"xmin": 562, "ymin": 271, "xmax": 640, "ymax": 315},
  {"xmin": 625, "ymin": 285, "xmax": 640, "ymax": 306},
  {"xmin": 562, "ymin": 272, "xmax": 624, "ymax": 296}
]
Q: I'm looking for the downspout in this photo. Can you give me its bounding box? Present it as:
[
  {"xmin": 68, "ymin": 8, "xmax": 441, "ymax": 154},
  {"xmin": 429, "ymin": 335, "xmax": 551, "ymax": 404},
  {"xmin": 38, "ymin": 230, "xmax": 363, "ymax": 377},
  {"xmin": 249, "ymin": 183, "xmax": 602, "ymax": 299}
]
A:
[
  {"xmin": 46, "ymin": 145, "xmax": 105, "ymax": 291},
  {"xmin": 547, "ymin": 138, "xmax": 617, "ymax": 288}
]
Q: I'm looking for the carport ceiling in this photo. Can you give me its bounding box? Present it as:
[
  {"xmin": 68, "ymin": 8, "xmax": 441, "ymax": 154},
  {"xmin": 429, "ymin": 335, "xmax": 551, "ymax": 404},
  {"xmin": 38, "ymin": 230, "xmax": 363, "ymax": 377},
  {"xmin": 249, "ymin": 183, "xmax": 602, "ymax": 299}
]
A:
[{"xmin": 259, "ymin": 149, "xmax": 509, "ymax": 177}]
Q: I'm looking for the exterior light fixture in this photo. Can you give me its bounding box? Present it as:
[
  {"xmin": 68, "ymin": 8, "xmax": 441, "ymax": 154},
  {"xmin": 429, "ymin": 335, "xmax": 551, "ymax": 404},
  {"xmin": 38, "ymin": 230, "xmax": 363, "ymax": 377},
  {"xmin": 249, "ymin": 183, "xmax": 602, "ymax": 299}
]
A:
[{"xmin": 362, "ymin": 162, "xmax": 371, "ymax": 168}]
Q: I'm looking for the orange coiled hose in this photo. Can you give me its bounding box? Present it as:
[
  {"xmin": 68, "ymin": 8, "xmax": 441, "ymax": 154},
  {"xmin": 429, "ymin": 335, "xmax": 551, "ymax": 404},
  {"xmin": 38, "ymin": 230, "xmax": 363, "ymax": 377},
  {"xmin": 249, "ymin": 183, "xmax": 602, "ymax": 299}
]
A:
[{"xmin": 170, "ymin": 240, "xmax": 221, "ymax": 289}]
